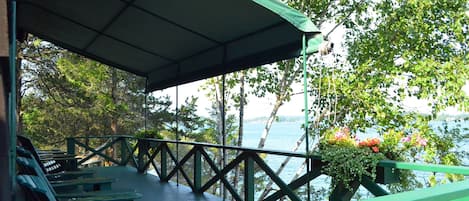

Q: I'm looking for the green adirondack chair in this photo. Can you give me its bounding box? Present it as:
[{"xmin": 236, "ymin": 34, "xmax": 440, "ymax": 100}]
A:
[
  {"xmin": 18, "ymin": 135, "xmax": 79, "ymax": 173},
  {"xmin": 16, "ymin": 155, "xmax": 142, "ymax": 200},
  {"xmin": 16, "ymin": 155, "xmax": 114, "ymax": 192},
  {"xmin": 17, "ymin": 146, "xmax": 94, "ymax": 181},
  {"xmin": 17, "ymin": 175, "xmax": 142, "ymax": 201}
]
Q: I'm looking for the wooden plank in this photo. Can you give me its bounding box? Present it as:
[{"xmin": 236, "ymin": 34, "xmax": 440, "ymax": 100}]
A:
[
  {"xmin": 92, "ymin": 166, "xmax": 222, "ymax": 201},
  {"xmin": 0, "ymin": 0, "xmax": 8, "ymax": 57}
]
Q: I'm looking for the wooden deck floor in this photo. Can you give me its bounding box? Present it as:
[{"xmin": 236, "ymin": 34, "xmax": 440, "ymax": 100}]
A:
[{"xmin": 91, "ymin": 166, "xmax": 222, "ymax": 201}]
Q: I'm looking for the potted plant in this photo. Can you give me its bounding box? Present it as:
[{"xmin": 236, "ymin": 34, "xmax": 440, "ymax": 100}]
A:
[{"xmin": 317, "ymin": 127, "xmax": 427, "ymax": 191}]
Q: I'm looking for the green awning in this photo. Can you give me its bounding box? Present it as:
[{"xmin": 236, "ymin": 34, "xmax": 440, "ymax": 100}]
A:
[{"xmin": 16, "ymin": 0, "xmax": 323, "ymax": 91}]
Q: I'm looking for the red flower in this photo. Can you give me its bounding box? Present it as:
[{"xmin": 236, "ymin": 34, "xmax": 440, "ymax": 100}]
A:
[
  {"xmin": 358, "ymin": 138, "xmax": 380, "ymax": 147},
  {"xmin": 371, "ymin": 146, "xmax": 379, "ymax": 153}
]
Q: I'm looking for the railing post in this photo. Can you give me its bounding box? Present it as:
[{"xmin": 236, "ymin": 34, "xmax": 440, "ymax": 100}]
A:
[
  {"xmin": 137, "ymin": 139, "xmax": 148, "ymax": 173},
  {"xmin": 66, "ymin": 137, "xmax": 78, "ymax": 170},
  {"xmin": 67, "ymin": 137, "xmax": 75, "ymax": 155},
  {"xmin": 329, "ymin": 180, "xmax": 360, "ymax": 201},
  {"xmin": 194, "ymin": 146, "xmax": 202, "ymax": 193},
  {"xmin": 160, "ymin": 143, "xmax": 167, "ymax": 181},
  {"xmin": 244, "ymin": 155, "xmax": 254, "ymax": 201},
  {"xmin": 120, "ymin": 137, "xmax": 128, "ymax": 166}
]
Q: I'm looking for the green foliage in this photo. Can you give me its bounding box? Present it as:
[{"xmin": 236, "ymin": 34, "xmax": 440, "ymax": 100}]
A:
[
  {"xmin": 175, "ymin": 97, "xmax": 207, "ymax": 138},
  {"xmin": 320, "ymin": 145, "xmax": 385, "ymax": 192},
  {"xmin": 294, "ymin": 0, "xmax": 469, "ymax": 194},
  {"xmin": 20, "ymin": 37, "xmax": 153, "ymax": 147},
  {"xmin": 135, "ymin": 129, "xmax": 163, "ymax": 139}
]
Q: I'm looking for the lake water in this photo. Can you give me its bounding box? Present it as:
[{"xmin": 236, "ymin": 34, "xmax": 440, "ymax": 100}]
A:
[
  {"xmin": 241, "ymin": 120, "xmax": 469, "ymax": 194},
  {"xmin": 147, "ymin": 119, "xmax": 467, "ymax": 199},
  {"xmin": 242, "ymin": 121, "xmax": 307, "ymax": 182}
]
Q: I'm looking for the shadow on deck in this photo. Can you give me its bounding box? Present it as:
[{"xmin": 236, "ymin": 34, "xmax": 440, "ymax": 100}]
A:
[{"xmin": 91, "ymin": 166, "xmax": 222, "ymax": 201}]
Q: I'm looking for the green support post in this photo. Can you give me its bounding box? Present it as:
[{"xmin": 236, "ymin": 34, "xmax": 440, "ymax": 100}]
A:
[
  {"xmin": 66, "ymin": 137, "xmax": 78, "ymax": 170},
  {"xmin": 361, "ymin": 177, "xmax": 389, "ymax": 196},
  {"xmin": 67, "ymin": 138, "xmax": 75, "ymax": 155},
  {"xmin": 244, "ymin": 156, "xmax": 254, "ymax": 201},
  {"xmin": 329, "ymin": 180, "xmax": 360, "ymax": 201},
  {"xmin": 160, "ymin": 144, "xmax": 167, "ymax": 180},
  {"xmin": 8, "ymin": 2, "xmax": 17, "ymax": 200},
  {"xmin": 302, "ymin": 32, "xmax": 311, "ymax": 201},
  {"xmin": 120, "ymin": 137, "xmax": 128, "ymax": 166},
  {"xmin": 137, "ymin": 139, "xmax": 148, "ymax": 173},
  {"xmin": 194, "ymin": 147, "xmax": 202, "ymax": 193}
]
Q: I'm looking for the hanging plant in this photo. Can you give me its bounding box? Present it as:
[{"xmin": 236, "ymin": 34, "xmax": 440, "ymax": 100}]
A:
[
  {"xmin": 319, "ymin": 127, "xmax": 385, "ymax": 191},
  {"xmin": 135, "ymin": 129, "xmax": 163, "ymax": 139},
  {"xmin": 318, "ymin": 127, "xmax": 428, "ymax": 192}
]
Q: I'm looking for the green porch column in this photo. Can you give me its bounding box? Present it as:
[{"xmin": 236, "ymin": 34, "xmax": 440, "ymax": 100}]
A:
[
  {"xmin": 5, "ymin": 1, "xmax": 16, "ymax": 201},
  {"xmin": 67, "ymin": 137, "xmax": 75, "ymax": 155},
  {"xmin": 160, "ymin": 143, "xmax": 167, "ymax": 181},
  {"xmin": 120, "ymin": 137, "xmax": 128, "ymax": 166},
  {"xmin": 0, "ymin": 0, "xmax": 11, "ymax": 193},
  {"xmin": 329, "ymin": 180, "xmax": 360, "ymax": 201},
  {"xmin": 302, "ymin": 33, "xmax": 312, "ymax": 201},
  {"xmin": 244, "ymin": 156, "xmax": 254, "ymax": 201},
  {"xmin": 0, "ymin": 58, "xmax": 10, "ymax": 201},
  {"xmin": 137, "ymin": 139, "xmax": 148, "ymax": 173},
  {"xmin": 193, "ymin": 146, "xmax": 202, "ymax": 193}
]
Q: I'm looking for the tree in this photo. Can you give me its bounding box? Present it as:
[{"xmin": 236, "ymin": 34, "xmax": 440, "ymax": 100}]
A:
[
  {"xmin": 345, "ymin": 0, "xmax": 468, "ymax": 189},
  {"xmin": 19, "ymin": 37, "xmax": 149, "ymax": 148},
  {"xmin": 255, "ymin": 0, "xmax": 369, "ymax": 198},
  {"xmin": 200, "ymin": 75, "xmax": 240, "ymax": 196},
  {"xmin": 300, "ymin": 0, "xmax": 469, "ymax": 194},
  {"xmin": 232, "ymin": 70, "xmax": 247, "ymax": 192},
  {"xmin": 256, "ymin": 0, "xmax": 468, "ymax": 198}
]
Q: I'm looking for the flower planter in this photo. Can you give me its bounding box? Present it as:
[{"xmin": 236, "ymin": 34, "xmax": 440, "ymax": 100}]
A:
[
  {"xmin": 375, "ymin": 166, "xmax": 400, "ymax": 184},
  {"xmin": 310, "ymin": 158, "xmax": 400, "ymax": 185}
]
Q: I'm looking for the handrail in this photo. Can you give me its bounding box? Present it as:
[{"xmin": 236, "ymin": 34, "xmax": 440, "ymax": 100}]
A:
[
  {"xmin": 378, "ymin": 160, "xmax": 469, "ymax": 175},
  {"xmin": 68, "ymin": 135, "xmax": 469, "ymax": 175},
  {"xmin": 66, "ymin": 135, "xmax": 469, "ymax": 201},
  {"xmin": 70, "ymin": 135, "xmax": 309, "ymax": 158}
]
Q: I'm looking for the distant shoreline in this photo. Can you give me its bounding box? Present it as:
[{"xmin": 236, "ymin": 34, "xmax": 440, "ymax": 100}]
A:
[
  {"xmin": 246, "ymin": 113, "xmax": 469, "ymax": 124},
  {"xmin": 245, "ymin": 115, "xmax": 304, "ymax": 123}
]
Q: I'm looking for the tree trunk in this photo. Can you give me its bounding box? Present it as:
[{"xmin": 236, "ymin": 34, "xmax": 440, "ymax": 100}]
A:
[
  {"xmin": 107, "ymin": 68, "xmax": 118, "ymax": 166},
  {"xmin": 214, "ymin": 78, "xmax": 225, "ymax": 196},
  {"xmin": 257, "ymin": 97, "xmax": 283, "ymax": 148},
  {"xmin": 233, "ymin": 71, "xmax": 245, "ymax": 193},
  {"xmin": 111, "ymin": 68, "xmax": 118, "ymax": 135},
  {"xmin": 257, "ymin": 61, "xmax": 300, "ymax": 149}
]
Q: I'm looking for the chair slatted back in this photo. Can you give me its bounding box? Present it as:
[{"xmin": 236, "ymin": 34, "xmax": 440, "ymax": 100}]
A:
[{"xmin": 17, "ymin": 175, "xmax": 57, "ymax": 201}]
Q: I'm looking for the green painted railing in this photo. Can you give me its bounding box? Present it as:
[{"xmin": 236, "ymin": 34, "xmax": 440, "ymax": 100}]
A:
[{"xmin": 66, "ymin": 135, "xmax": 469, "ymax": 201}]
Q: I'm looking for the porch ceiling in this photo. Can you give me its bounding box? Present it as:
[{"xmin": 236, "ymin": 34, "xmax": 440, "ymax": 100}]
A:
[{"xmin": 16, "ymin": 0, "xmax": 322, "ymax": 92}]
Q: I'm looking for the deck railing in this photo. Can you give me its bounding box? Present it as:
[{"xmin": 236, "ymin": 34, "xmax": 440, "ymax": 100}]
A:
[{"xmin": 66, "ymin": 135, "xmax": 469, "ymax": 201}]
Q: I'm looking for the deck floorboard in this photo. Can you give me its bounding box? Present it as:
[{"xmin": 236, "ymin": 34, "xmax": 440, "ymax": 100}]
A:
[{"xmin": 91, "ymin": 166, "xmax": 223, "ymax": 201}]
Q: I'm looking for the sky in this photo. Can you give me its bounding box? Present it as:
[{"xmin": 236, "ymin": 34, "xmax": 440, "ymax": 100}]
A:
[
  {"xmin": 155, "ymin": 79, "xmax": 468, "ymax": 120},
  {"xmin": 154, "ymin": 80, "xmax": 299, "ymax": 119},
  {"xmin": 152, "ymin": 23, "xmax": 348, "ymax": 119},
  {"xmin": 152, "ymin": 22, "xmax": 469, "ymax": 120}
]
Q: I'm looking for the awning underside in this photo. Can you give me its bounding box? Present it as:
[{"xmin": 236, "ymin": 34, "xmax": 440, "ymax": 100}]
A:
[{"xmin": 17, "ymin": 0, "xmax": 322, "ymax": 91}]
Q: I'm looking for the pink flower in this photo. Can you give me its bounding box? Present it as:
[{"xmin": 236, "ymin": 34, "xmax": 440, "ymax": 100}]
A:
[
  {"xmin": 342, "ymin": 127, "xmax": 351, "ymax": 135},
  {"xmin": 335, "ymin": 131, "xmax": 346, "ymax": 140},
  {"xmin": 401, "ymin": 136, "xmax": 411, "ymax": 143},
  {"xmin": 354, "ymin": 136, "xmax": 360, "ymax": 142},
  {"xmin": 416, "ymin": 136, "xmax": 427, "ymax": 146}
]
